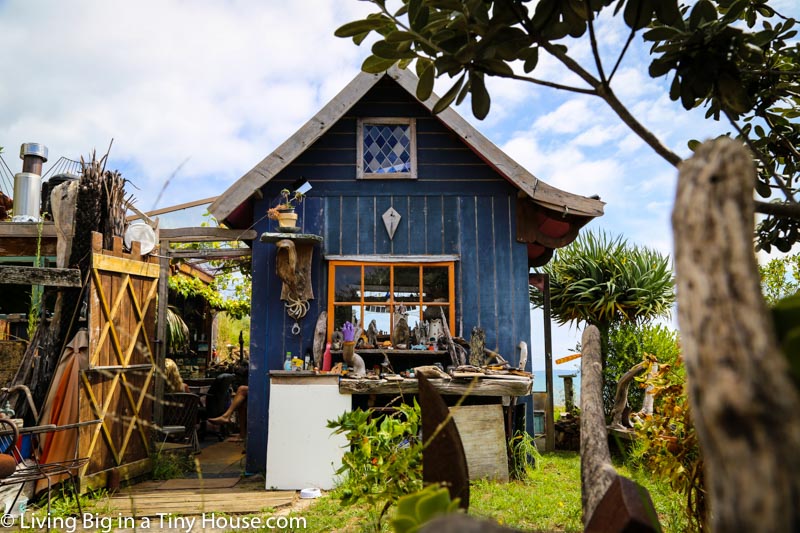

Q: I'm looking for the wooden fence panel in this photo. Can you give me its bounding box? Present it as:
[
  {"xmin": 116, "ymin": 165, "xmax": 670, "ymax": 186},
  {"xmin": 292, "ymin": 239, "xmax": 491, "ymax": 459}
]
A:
[{"xmin": 80, "ymin": 233, "xmax": 159, "ymax": 477}]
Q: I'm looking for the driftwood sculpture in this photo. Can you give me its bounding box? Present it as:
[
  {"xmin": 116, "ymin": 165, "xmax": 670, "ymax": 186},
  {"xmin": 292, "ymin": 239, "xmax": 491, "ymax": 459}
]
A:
[
  {"xmin": 673, "ymin": 138, "xmax": 800, "ymax": 531},
  {"xmin": 581, "ymin": 325, "xmax": 660, "ymax": 532},
  {"xmin": 274, "ymin": 239, "xmax": 313, "ymax": 320},
  {"xmin": 608, "ymin": 361, "xmax": 649, "ymax": 430}
]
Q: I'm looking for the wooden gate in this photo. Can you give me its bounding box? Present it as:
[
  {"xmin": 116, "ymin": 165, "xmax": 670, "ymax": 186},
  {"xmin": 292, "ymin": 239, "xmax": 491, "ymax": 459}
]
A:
[{"xmin": 79, "ymin": 232, "xmax": 159, "ymax": 480}]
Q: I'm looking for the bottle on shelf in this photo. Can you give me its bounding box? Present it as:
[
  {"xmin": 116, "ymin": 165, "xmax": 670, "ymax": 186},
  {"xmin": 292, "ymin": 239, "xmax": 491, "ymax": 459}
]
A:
[{"xmin": 283, "ymin": 352, "xmax": 293, "ymax": 371}]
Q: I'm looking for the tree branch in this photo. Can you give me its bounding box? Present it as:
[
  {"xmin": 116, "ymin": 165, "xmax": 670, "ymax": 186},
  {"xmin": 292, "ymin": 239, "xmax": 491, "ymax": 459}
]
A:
[
  {"xmin": 756, "ymin": 200, "xmax": 800, "ymax": 219},
  {"xmin": 587, "ymin": 14, "xmax": 608, "ymax": 84},
  {"xmin": 476, "ymin": 67, "xmax": 597, "ymax": 95},
  {"xmin": 609, "ymin": 27, "xmax": 637, "ymax": 83}
]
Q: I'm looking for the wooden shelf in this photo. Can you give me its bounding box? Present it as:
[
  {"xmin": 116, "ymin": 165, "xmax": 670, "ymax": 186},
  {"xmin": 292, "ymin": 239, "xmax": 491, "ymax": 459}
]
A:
[
  {"xmin": 260, "ymin": 232, "xmax": 323, "ymax": 245},
  {"xmin": 339, "ymin": 377, "xmax": 532, "ymax": 396}
]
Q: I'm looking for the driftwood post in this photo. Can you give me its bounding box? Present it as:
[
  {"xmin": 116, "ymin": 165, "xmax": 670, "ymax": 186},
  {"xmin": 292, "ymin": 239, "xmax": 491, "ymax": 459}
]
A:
[
  {"xmin": 581, "ymin": 325, "xmax": 660, "ymax": 532},
  {"xmin": 673, "ymin": 138, "xmax": 800, "ymax": 531},
  {"xmin": 580, "ymin": 325, "xmax": 616, "ymax": 522}
]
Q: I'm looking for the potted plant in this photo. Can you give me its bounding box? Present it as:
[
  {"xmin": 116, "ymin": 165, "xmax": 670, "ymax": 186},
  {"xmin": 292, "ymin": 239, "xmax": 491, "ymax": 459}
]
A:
[{"xmin": 268, "ymin": 188, "xmax": 305, "ymax": 230}]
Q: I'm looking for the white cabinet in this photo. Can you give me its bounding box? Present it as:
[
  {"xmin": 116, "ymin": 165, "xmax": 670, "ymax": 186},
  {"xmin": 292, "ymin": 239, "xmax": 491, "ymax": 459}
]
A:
[{"xmin": 265, "ymin": 373, "xmax": 351, "ymax": 490}]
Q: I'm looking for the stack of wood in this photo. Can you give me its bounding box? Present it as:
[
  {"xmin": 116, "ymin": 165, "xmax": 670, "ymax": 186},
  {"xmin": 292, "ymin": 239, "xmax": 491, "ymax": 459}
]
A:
[{"xmin": 8, "ymin": 151, "xmax": 129, "ymax": 418}]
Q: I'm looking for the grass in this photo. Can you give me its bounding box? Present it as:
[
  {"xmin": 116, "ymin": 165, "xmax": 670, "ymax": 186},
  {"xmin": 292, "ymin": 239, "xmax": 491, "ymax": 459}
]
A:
[{"xmin": 284, "ymin": 451, "xmax": 688, "ymax": 532}]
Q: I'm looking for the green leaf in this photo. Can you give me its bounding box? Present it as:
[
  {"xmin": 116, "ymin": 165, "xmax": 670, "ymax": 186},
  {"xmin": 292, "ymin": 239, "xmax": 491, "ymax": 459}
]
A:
[
  {"xmin": 433, "ymin": 74, "xmax": 465, "ymax": 114},
  {"xmin": 653, "ymin": 0, "xmax": 681, "ymax": 25},
  {"xmin": 372, "ymin": 40, "xmax": 416, "ymax": 60},
  {"xmin": 335, "ymin": 19, "xmax": 387, "ymax": 38},
  {"xmin": 687, "ymin": 139, "xmax": 701, "ymax": 151},
  {"xmin": 521, "ymin": 47, "xmax": 539, "ymax": 73},
  {"xmin": 385, "ymin": 30, "xmax": 417, "ymax": 43},
  {"xmin": 470, "ymin": 71, "xmax": 491, "ymax": 119},
  {"xmin": 623, "ymin": 0, "xmax": 653, "ymax": 31},
  {"xmin": 689, "ymin": 0, "xmax": 717, "ymax": 29},
  {"xmin": 648, "ymin": 58, "xmax": 673, "ymax": 78},
  {"xmin": 643, "ymin": 26, "xmax": 681, "ymax": 42},
  {"xmin": 362, "ymin": 55, "xmax": 397, "ymax": 74}
]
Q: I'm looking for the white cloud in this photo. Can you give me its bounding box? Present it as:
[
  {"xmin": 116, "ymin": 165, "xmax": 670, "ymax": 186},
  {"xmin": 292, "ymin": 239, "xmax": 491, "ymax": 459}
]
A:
[{"xmin": 0, "ymin": 0, "xmax": 373, "ymax": 209}]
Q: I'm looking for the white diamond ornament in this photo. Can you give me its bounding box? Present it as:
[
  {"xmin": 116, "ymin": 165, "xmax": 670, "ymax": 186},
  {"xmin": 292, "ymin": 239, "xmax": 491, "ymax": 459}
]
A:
[{"xmin": 382, "ymin": 207, "xmax": 401, "ymax": 240}]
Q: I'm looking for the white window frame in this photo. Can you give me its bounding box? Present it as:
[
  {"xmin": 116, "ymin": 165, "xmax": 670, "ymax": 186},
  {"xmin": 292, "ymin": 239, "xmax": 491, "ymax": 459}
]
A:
[{"xmin": 357, "ymin": 117, "xmax": 417, "ymax": 180}]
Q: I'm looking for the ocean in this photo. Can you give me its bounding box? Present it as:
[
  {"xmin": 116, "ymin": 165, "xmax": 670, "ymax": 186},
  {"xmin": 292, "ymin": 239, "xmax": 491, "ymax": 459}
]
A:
[{"xmin": 532, "ymin": 370, "xmax": 581, "ymax": 407}]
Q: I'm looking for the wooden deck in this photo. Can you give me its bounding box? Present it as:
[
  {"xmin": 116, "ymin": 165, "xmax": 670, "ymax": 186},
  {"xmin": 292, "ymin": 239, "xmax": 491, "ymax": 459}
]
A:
[{"xmin": 106, "ymin": 440, "xmax": 297, "ymax": 517}]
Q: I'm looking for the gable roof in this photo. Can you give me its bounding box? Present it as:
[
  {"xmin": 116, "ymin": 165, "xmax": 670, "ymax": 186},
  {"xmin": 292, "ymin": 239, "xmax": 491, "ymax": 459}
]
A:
[{"xmin": 209, "ymin": 67, "xmax": 604, "ymax": 226}]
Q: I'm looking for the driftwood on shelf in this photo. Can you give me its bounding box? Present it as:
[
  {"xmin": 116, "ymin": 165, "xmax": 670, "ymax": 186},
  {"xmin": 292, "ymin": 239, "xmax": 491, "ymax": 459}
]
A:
[
  {"xmin": 338, "ymin": 377, "xmax": 531, "ymax": 396},
  {"xmin": 0, "ymin": 266, "xmax": 81, "ymax": 287},
  {"xmin": 673, "ymin": 138, "xmax": 800, "ymax": 531}
]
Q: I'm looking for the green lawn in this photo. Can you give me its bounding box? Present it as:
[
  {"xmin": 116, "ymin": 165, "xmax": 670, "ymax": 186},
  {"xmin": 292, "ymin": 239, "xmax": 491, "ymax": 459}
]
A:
[{"xmin": 279, "ymin": 451, "xmax": 689, "ymax": 532}]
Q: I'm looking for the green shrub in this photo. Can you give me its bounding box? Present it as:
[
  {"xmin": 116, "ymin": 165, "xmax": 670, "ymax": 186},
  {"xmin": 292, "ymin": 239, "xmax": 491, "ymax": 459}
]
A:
[
  {"xmin": 603, "ymin": 323, "xmax": 682, "ymax": 417},
  {"xmin": 629, "ymin": 357, "xmax": 705, "ymax": 531},
  {"xmin": 327, "ymin": 401, "xmax": 423, "ymax": 523}
]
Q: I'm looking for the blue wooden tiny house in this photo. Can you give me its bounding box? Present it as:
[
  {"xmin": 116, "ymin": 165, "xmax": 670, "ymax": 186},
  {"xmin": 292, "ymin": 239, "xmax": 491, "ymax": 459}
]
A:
[{"xmin": 210, "ymin": 68, "xmax": 604, "ymax": 473}]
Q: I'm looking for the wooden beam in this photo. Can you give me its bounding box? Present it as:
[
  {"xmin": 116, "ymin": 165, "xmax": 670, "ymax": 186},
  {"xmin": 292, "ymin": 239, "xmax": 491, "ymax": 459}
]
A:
[
  {"xmin": 338, "ymin": 377, "xmax": 531, "ymax": 396},
  {"xmin": 0, "ymin": 222, "xmax": 57, "ymax": 238},
  {"xmin": 159, "ymin": 227, "xmax": 257, "ymax": 242},
  {"xmin": 126, "ymin": 196, "xmax": 218, "ymax": 221},
  {"xmin": 167, "ymin": 248, "xmax": 252, "ymax": 260},
  {"xmin": 0, "ymin": 265, "xmax": 81, "ymax": 287},
  {"xmin": 325, "ymin": 254, "xmax": 460, "ymax": 263}
]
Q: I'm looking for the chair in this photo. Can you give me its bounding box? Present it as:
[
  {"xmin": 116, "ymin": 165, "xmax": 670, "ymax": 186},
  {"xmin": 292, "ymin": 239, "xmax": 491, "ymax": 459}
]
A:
[
  {"xmin": 197, "ymin": 373, "xmax": 236, "ymax": 441},
  {"xmin": 160, "ymin": 393, "xmax": 200, "ymax": 454},
  {"xmin": 0, "ymin": 418, "xmax": 98, "ymax": 529}
]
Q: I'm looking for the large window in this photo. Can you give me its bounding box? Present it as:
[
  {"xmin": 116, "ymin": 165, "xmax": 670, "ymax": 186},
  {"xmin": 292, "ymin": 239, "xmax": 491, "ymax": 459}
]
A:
[
  {"xmin": 357, "ymin": 118, "xmax": 417, "ymax": 179},
  {"xmin": 327, "ymin": 261, "xmax": 455, "ymax": 340}
]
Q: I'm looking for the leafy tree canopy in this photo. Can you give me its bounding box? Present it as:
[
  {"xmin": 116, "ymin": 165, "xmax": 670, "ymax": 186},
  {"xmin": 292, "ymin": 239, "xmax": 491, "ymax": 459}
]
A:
[
  {"xmin": 168, "ymin": 214, "xmax": 251, "ymax": 319},
  {"xmin": 337, "ymin": 0, "xmax": 799, "ymax": 251}
]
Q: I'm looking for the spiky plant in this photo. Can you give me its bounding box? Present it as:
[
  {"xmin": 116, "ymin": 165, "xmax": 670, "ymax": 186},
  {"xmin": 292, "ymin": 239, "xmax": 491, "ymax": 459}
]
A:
[
  {"xmin": 530, "ymin": 230, "xmax": 675, "ymax": 364},
  {"xmin": 166, "ymin": 305, "xmax": 190, "ymax": 355}
]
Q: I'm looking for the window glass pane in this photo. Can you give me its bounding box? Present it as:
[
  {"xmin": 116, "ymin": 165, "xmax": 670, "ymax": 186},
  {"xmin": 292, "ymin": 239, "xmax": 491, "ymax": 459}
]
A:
[
  {"xmin": 364, "ymin": 306, "xmax": 391, "ymax": 336},
  {"xmin": 393, "ymin": 266, "xmax": 420, "ymax": 304},
  {"xmin": 423, "ymin": 267, "xmax": 449, "ymax": 302},
  {"xmin": 333, "ymin": 305, "xmax": 362, "ymax": 332},
  {"xmin": 363, "ymin": 124, "xmax": 411, "ymax": 174},
  {"xmin": 334, "ymin": 266, "xmax": 361, "ymax": 302},
  {"xmin": 423, "ymin": 304, "xmax": 450, "ymax": 324},
  {"xmin": 363, "ymin": 266, "xmax": 390, "ymax": 303}
]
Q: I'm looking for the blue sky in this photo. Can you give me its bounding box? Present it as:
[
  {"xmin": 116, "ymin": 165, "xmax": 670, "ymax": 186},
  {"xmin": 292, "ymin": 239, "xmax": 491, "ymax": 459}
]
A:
[{"xmin": 1, "ymin": 1, "xmax": 792, "ymax": 370}]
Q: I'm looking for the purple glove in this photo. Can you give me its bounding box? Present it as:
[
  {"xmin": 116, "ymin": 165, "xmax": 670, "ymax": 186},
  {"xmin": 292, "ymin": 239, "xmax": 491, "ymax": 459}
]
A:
[{"xmin": 342, "ymin": 321, "xmax": 355, "ymax": 342}]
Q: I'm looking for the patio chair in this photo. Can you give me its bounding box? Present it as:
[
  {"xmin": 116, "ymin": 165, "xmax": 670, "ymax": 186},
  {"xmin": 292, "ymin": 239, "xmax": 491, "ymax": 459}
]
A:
[
  {"xmin": 197, "ymin": 373, "xmax": 235, "ymax": 441},
  {"xmin": 0, "ymin": 418, "xmax": 98, "ymax": 528},
  {"xmin": 159, "ymin": 393, "xmax": 201, "ymax": 454}
]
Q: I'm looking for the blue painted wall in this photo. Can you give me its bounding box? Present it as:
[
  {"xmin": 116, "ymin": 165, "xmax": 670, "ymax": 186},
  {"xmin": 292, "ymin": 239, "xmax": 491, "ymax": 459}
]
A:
[{"xmin": 245, "ymin": 78, "xmax": 533, "ymax": 473}]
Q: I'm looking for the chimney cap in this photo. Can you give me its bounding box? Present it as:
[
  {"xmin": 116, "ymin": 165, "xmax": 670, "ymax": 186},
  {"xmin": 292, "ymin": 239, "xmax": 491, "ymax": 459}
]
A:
[{"xmin": 19, "ymin": 143, "xmax": 48, "ymax": 162}]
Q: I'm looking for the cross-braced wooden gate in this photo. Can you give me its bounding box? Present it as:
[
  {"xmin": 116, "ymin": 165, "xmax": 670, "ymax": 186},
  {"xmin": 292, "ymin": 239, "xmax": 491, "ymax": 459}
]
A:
[{"xmin": 79, "ymin": 232, "xmax": 159, "ymax": 479}]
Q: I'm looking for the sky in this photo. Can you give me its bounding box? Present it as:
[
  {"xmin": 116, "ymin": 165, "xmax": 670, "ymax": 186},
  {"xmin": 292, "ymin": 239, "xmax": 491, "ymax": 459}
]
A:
[{"xmin": 1, "ymin": 1, "xmax": 791, "ymax": 371}]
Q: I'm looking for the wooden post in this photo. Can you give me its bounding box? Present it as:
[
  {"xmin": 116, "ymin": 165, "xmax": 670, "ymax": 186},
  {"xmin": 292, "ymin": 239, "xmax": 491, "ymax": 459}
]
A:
[
  {"xmin": 542, "ymin": 274, "xmax": 555, "ymax": 452},
  {"xmin": 154, "ymin": 239, "xmax": 169, "ymax": 427},
  {"xmin": 673, "ymin": 138, "xmax": 800, "ymax": 531},
  {"xmin": 562, "ymin": 375, "xmax": 575, "ymax": 413}
]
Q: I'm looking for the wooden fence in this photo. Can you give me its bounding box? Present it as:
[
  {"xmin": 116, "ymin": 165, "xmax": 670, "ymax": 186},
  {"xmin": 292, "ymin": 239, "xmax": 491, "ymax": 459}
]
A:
[{"xmin": 79, "ymin": 232, "xmax": 159, "ymax": 485}]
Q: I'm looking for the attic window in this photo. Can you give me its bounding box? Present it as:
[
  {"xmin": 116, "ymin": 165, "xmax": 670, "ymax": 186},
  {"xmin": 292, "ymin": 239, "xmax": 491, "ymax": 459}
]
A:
[{"xmin": 357, "ymin": 118, "xmax": 417, "ymax": 179}]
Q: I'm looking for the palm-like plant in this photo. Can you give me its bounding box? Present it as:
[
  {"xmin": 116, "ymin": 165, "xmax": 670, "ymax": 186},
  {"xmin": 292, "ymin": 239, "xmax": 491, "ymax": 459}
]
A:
[
  {"xmin": 530, "ymin": 230, "xmax": 675, "ymax": 355},
  {"xmin": 166, "ymin": 305, "xmax": 190, "ymax": 354}
]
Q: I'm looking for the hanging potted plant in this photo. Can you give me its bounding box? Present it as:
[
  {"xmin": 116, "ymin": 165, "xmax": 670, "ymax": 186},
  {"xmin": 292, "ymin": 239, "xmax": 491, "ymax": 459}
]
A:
[{"xmin": 268, "ymin": 188, "xmax": 305, "ymax": 231}]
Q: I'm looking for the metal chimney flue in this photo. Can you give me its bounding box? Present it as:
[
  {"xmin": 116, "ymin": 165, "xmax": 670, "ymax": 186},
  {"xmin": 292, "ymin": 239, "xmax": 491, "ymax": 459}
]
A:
[{"xmin": 12, "ymin": 143, "xmax": 48, "ymax": 222}]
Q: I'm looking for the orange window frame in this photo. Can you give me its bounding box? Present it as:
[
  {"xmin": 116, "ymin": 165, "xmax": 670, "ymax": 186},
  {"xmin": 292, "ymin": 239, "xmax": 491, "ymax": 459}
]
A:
[{"xmin": 326, "ymin": 261, "xmax": 456, "ymax": 341}]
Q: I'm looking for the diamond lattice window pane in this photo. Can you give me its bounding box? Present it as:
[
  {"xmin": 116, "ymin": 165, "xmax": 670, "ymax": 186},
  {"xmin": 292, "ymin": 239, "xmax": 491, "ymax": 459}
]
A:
[{"xmin": 363, "ymin": 124, "xmax": 411, "ymax": 174}]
